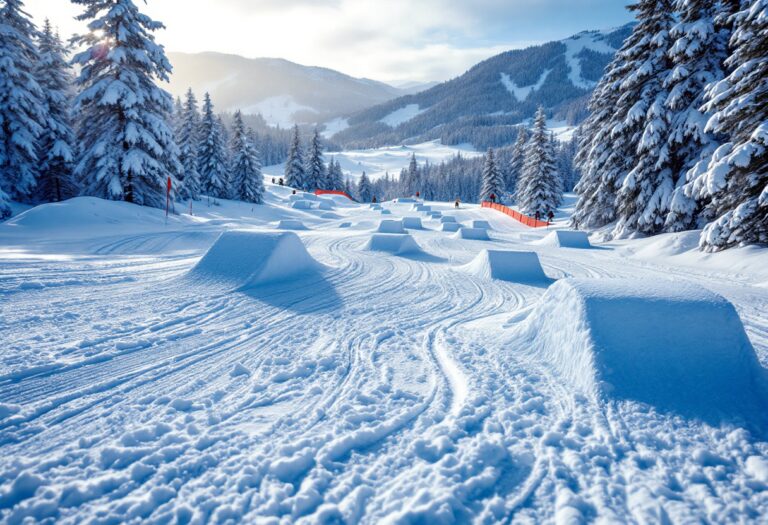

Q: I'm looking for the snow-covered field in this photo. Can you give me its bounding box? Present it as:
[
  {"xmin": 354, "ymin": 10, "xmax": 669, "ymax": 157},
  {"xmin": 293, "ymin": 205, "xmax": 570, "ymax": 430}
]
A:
[
  {"xmin": 265, "ymin": 141, "xmax": 482, "ymax": 182},
  {"xmin": 2, "ymin": 183, "xmax": 768, "ymax": 523}
]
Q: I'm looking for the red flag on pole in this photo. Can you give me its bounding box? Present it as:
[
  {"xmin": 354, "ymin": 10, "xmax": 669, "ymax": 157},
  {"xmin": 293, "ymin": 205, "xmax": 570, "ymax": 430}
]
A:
[{"xmin": 166, "ymin": 177, "xmax": 171, "ymax": 218}]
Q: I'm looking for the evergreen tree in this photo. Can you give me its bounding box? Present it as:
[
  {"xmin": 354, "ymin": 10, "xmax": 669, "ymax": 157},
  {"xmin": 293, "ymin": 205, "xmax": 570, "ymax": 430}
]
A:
[
  {"xmin": 357, "ymin": 171, "xmax": 372, "ymax": 203},
  {"xmin": 407, "ymin": 153, "xmax": 419, "ymax": 195},
  {"xmin": 573, "ymin": 0, "xmax": 673, "ymax": 231},
  {"xmin": 344, "ymin": 177, "xmax": 354, "ymax": 199},
  {"xmin": 305, "ymin": 128, "xmax": 325, "ymax": 191},
  {"xmin": 0, "ymin": 0, "xmax": 45, "ymax": 212},
  {"xmin": 507, "ymin": 126, "xmax": 528, "ymax": 200},
  {"xmin": 176, "ymin": 88, "xmax": 201, "ymax": 200},
  {"xmin": 35, "ymin": 20, "xmax": 78, "ymax": 203},
  {"xmin": 328, "ymin": 158, "xmax": 344, "ymax": 190},
  {"xmin": 229, "ymin": 111, "xmax": 264, "ymax": 204},
  {"xmin": 479, "ymin": 148, "xmax": 504, "ymax": 201},
  {"xmin": 517, "ymin": 107, "xmax": 561, "ymax": 216},
  {"xmin": 197, "ymin": 92, "xmax": 228, "ymax": 200},
  {"xmin": 284, "ymin": 125, "xmax": 305, "ymax": 190},
  {"xmin": 688, "ymin": 0, "xmax": 768, "ymax": 250},
  {"xmin": 72, "ymin": 0, "xmax": 181, "ymax": 208},
  {"xmin": 664, "ymin": 0, "xmax": 731, "ymax": 232}
]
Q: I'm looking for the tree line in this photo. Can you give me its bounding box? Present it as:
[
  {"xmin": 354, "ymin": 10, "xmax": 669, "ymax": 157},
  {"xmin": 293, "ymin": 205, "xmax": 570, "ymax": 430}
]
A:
[{"xmin": 574, "ymin": 0, "xmax": 767, "ymax": 251}]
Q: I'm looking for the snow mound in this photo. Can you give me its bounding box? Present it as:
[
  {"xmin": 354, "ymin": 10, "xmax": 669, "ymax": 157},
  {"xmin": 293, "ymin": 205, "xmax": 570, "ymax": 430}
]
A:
[
  {"xmin": 339, "ymin": 222, "xmax": 351, "ymax": 228},
  {"xmin": 537, "ymin": 230, "xmax": 592, "ymax": 249},
  {"xmin": 321, "ymin": 212, "xmax": 339, "ymax": 219},
  {"xmin": 365, "ymin": 234, "xmax": 422, "ymax": 255},
  {"xmin": 440, "ymin": 216, "xmax": 457, "ymax": 223},
  {"xmin": 277, "ymin": 219, "xmax": 308, "ymax": 230},
  {"xmin": 291, "ymin": 200, "xmax": 313, "ymax": 210},
  {"xmin": 187, "ymin": 231, "xmax": 321, "ymax": 288},
  {"xmin": 396, "ymin": 198, "xmax": 417, "ymax": 204},
  {"xmin": 427, "ymin": 211, "xmax": 442, "ymax": 219},
  {"xmin": 472, "ymin": 220, "xmax": 491, "ymax": 230},
  {"xmin": 380, "ymin": 209, "xmax": 392, "ymax": 215},
  {"xmin": 318, "ymin": 201, "xmax": 335, "ymax": 211},
  {"xmin": 454, "ymin": 228, "xmax": 490, "ymax": 240},
  {"xmin": 442, "ymin": 223, "xmax": 462, "ymax": 232},
  {"xmin": 414, "ymin": 205, "xmax": 431, "ymax": 213},
  {"xmin": 402, "ymin": 217, "xmax": 424, "ymax": 229},
  {"xmin": 377, "ymin": 220, "xmax": 406, "ymax": 234},
  {"xmin": 460, "ymin": 250, "xmax": 548, "ymax": 282},
  {"xmin": 289, "ymin": 193, "xmax": 318, "ymax": 202},
  {"xmin": 518, "ymin": 279, "xmax": 767, "ymax": 418}
]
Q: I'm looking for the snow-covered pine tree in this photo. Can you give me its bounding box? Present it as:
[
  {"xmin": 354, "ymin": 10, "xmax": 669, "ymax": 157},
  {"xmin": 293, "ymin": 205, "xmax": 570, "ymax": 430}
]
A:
[
  {"xmin": 344, "ymin": 177, "xmax": 354, "ymax": 199},
  {"xmin": 613, "ymin": 3, "xmax": 675, "ymax": 237},
  {"xmin": 479, "ymin": 148, "xmax": 504, "ymax": 202},
  {"xmin": 305, "ymin": 128, "xmax": 325, "ymax": 191},
  {"xmin": 507, "ymin": 126, "xmax": 528, "ymax": 200},
  {"xmin": 573, "ymin": 0, "xmax": 673, "ymax": 231},
  {"xmin": 357, "ymin": 172, "xmax": 372, "ymax": 203},
  {"xmin": 407, "ymin": 153, "xmax": 419, "ymax": 196},
  {"xmin": 35, "ymin": 20, "xmax": 78, "ymax": 203},
  {"xmin": 197, "ymin": 92, "xmax": 228, "ymax": 200},
  {"xmin": 688, "ymin": 0, "xmax": 768, "ymax": 250},
  {"xmin": 72, "ymin": 0, "xmax": 181, "ymax": 208},
  {"xmin": 664, "ymin": 0, "xmax": 731, "ymax": 232},
  {"xmin": 0, "ymin": 0, "xmax": 45, "ymax": 212},
  {"xmin": 229, "ymin": 110, "xmax": 264, "ymax": 204},
  {"xmin": 517, "ymin": 106, "xmax": 561, "ymax": 216},
  {"xmin": 285, "ymin": 125, "xmax": 305, "ymax": 191},
  {"xmin": 176, "ymin": 88, "xmax": 201, "ymax": 200},
  {"xmin": 328, "ymin": 158, "xmax": 344, "ymax": 190}
]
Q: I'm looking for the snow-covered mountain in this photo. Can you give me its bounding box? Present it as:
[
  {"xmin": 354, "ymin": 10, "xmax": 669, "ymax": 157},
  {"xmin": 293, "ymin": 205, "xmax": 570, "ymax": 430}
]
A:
[
  {"xmin": 330, "ymin": 25, "xmax": 634, "ymax": 149},
  {"xmin": 167, "ymin": 52, "xmax": 414, "ymax": 127}
]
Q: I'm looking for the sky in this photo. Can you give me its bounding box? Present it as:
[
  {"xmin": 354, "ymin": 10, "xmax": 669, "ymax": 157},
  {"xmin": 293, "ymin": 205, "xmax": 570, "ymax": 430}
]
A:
[{"xmin": 26, "ymin": 0, "xmax": 633, "ymax": 84}]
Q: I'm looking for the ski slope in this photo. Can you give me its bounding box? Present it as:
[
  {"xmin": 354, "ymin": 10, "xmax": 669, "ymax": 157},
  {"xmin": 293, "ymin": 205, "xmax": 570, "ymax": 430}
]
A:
[{"xmin": 1, "ymin": 184, "xmax": 768, "ymax": 524}]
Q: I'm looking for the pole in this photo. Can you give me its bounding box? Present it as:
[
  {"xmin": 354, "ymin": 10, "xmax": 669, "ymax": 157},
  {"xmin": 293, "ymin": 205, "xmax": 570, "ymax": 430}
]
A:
[{"xmin": 165, "ymin": 176, "xmax": 171, "ymax": 223}]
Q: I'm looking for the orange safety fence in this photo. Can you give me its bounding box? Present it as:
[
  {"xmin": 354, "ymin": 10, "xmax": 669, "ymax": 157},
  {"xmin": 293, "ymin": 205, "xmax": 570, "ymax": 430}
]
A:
[
  {"xmin": 481, "ymin": 201, "xmax": 550, "ymax": 228},
  {"xmin": 315, "ymin": 189, "xmax": 355, "ymax": 201}
]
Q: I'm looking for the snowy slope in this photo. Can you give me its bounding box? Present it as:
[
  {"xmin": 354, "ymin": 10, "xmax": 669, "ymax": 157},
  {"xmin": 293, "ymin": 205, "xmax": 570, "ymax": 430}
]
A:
[{"xmin": 1, "ymin": 182, "xmax": 768, "ymax": 523}]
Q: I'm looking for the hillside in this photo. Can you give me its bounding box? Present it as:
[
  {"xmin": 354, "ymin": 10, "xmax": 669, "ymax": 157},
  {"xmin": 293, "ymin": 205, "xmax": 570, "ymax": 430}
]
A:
[
  {"xmin": 330, "ymin": 25, "xmax": 633, "ymax": 149},
  {"xmin": 167, "ymin": 52, "xmax": 414, "ymax": 127}
]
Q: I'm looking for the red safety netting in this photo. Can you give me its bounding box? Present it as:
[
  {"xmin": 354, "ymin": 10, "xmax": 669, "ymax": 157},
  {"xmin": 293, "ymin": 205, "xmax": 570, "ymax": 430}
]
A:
[
  {"xmin": 481, "ymin": 201, "xmax": 550, "ymax": 228},
  {"xmin": 315, "ymin": 189, "xmax": 355, "ymax": 201}
]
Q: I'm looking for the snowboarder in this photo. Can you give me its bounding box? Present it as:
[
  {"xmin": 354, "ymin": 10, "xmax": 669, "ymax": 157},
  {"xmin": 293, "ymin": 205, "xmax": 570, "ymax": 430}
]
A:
[
  {"xmin": 272, "ymin": 177, "xmax": 276, "ymax": 184},
  {"xmin": 416, "ymin": 191, "xmax": 420, "ymax": 199},
  {"xmin": 279, "ymin": 178, "xmax": 284, "ymax": 186},
  {"xmin": 454, "ymin": 198, "xmax": 460, "ymax": 209},
  {"xmin": 489, "ymin": 193, "xmax": 496, "ymax": 204},
  {"xmin": 547, "ymin": 210, "xmax": 554, "ymax": 224},
  {"xmin": 292, "ymin": 189, "xmax": 297, "ymax": 195},
  {"xmin": 535, "ymin": 211, "xmax": 541, "ymax": 222},
  {"xmin": 372, "ymin": 196, "xmax": 378, "ymax": 204}
]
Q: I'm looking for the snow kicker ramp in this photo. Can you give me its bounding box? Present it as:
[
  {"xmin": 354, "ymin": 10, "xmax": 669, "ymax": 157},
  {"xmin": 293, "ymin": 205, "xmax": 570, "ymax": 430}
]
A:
[
  {"xmin": 460, "ymin": 250, "xmax": 548, "ymax": 282},
  {"xmin": 518, "ymin": 278, "xmax": 767, "ymax": 420},
  {"xmin": 365, "ymin": 234, "xmax": 422, "ymax": 255},
  {"xmin": 537, "ymin": 230, "xmax": 592, "ymax": 248},
  {"xmin": 454, "ymin": 227, "xmax": 490, "ymax": 240},
  {"xmin": 377, "ymin": 220, "xmax": 406, "ymax": 234},
  {"xmin": 187, "ymin": 231, "xmax": 322, "ymax": 289}
]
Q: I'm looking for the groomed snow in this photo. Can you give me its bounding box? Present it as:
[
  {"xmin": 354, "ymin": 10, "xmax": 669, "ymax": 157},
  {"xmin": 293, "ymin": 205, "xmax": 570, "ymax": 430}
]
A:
[
  {"xmin": 501, "ymin": 70, "xmax": 551, "ymax": 101},
  {"xmin": 377, "ymin": 220, "xmax": 406, "ymax": 234},
  {"xmin": 364, "ymin": 233, "xmax": 422, "ymax": 255},
  {"xmin": 454, "ymin": 227, "xmax": 491, "ymax": 240},
  {"xmin": 536, "ymin": 230, "xmax": 592, "ymax": 249},
  {"xmin": 1, "ymin": 178, "xmax": 768, "ymax": 524},
  {"xmin": 402, "ymin": 217, "xmax": 424, "ymax": 230},
  {"xmin": 512, "ymin": 278, "xmax": 767, "ymax": 420},
  {"xmin": 186, "ymin": 230, "xmax": 322, "ymax": 288},
  {"xmin": 459, "ymin": 250, "xmax": 549, "ymax": 283},
  {"xmin": 380, "ymin": 104, "xmax": 426, "ymax": 128}
]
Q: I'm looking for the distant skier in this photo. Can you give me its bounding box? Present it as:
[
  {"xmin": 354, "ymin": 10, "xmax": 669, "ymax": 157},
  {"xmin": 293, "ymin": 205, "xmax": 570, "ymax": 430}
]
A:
[
  {"xmin": 372, "ymin": 196, "xmax": 378, "ymax": 204},
  {"xmin": 279, "ymin": 178, "xmax": 284, "ymax": 186},
  {"xmin": 489, "ymin": 193, "xmax": 496, "ymax": 204},
  {"xmin": 272, "ymin": 177, "xmax": 276, "ymax": 184},
  {"xmin": 292, "ymin": 189, "xmax": 297, "ymax": 195},
  {"xmin": 454, "ymin": 198, "xmax": 460, "ymax": 209},
  {"xmin": 547, "ymin": 210, "xmax": 555, "ymax": 224},
  {"xmin": 416, "ymin": 191, "xmax": 420, "ymax": 199},
  {"xmin": 535, "ymin": 211, "xmax": 541, "ymax": 222}
]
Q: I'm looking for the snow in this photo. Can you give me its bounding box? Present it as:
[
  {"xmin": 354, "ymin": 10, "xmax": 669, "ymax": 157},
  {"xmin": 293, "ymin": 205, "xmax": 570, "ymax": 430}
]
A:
[
  {"xmin": 513, "ymin": 278, "xmax": 767, "ymax": 421},
  {"xmin": 322, "ymin": 117, "xmax": 349, "ymax": 138},
  {"xmin": 536, "ymin": 230, "xmax": 593, "ymax": 249},
  {"xmin": 501, "ymin": 70, "xmax": 551, "ymax": 101},
  {"xmin": 186, "ymin": 230, "xmax": 322, "ymax": 288},
  {"xmin": 561, "ymin": 31, "xmax": 616, "ymax": 89},
  {"xmin": 277, "ymin": 219, "xmax": 308, "ymax": 230},
  {"xmin": 459, "ymin": 250, "xmax": 549, "ymax": 283},
  {"xmin": 364, "ymin": 233, "xmax": 422, "ymax": 255},
  {"xmin": 376, "ymin": 219, "xmax": 407, "ymax": 234},
  {"xmin": 454, "ymin": 227, "xmax": 491, "ymax": 240},
  {"xmin": 264, "ymin": 141, "xmax": 482, "ymax": 182},
  {"xmin": 402, "ymin": 217, "xmax": 424, "ymax": 230},
  {"xmin": 380, "ymin": 104, "xmax": 426, "ymax": 128},
  {"xmin": 240, "ymin": 95, "xmax": 318, "ymax": 128},
  {"xmin": 441, "ymin": 222, "xmax": 462, "ymax": 232},
  {"xmin": 2, "ymin": 180, "xmax": 768, "ymax": 523}
]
